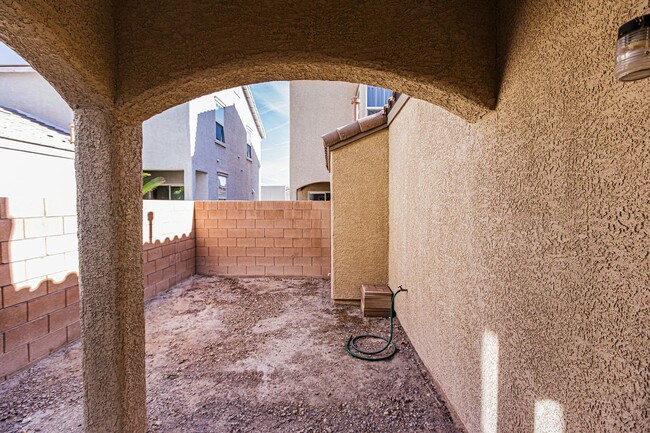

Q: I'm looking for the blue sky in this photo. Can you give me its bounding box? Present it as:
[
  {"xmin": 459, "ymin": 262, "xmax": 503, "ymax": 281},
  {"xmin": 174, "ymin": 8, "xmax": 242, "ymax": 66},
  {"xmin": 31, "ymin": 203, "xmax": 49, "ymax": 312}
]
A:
[
  {"xmin": 250, "ymin": 82, "xmax": 290, "ymax": 186},
  {"xmin": 0, "ymin": 42, "xmax": 28, "ymax": 65},
  {"xmin": 0, "ymin": 43, "xmax": 291, "ymax": 186}
]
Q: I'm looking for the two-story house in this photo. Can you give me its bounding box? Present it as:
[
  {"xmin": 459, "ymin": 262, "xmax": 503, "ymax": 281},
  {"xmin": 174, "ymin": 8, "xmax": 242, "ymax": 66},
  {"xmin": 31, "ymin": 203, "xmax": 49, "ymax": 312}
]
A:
[
  {"xmin": 143, "ymin": 87, "xmax": 265, "ymax": 201},
  {"xmin": 289, "ymin": 81, "xmax": 392, "ymax": 200},
  {"xmin": 0, "ymin": 43, "xmax": 265, "ymax": 201}
]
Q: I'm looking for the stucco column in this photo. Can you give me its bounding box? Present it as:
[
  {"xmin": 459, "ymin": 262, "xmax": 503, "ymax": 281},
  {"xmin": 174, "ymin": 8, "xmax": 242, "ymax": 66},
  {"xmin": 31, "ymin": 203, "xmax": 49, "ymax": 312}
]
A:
[{"xmin": 74, "ymin": 108, "xmax": 147, "ymax": 433}]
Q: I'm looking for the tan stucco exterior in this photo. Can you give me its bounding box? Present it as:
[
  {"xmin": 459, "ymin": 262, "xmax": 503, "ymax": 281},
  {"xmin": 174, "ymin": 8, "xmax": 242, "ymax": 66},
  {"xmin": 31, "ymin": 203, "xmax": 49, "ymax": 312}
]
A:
[
  {"xmin": 290, "ymin": 81, "xmax": 357, "ymax": 200},
  {"xmin": 74, "ymin": 109, "xmax": 145, "ymax": 433},
  {"xmin": 0, "ymin": 1, "xmax": 116, "ymax": 108},
  {"xmin": 1, "ymin": 1, "xmax": 649, "ymax": 432},
  {"xmin": 385, "ymin": 3, "xmax": 650, "ymax": 431},
  {"xmin": 330, "ymin": 129, "xmax": 389, "ymax": 301},
  {"xmin": 0, "ymin": 1, "xmax": 496, "ymax": 124}
]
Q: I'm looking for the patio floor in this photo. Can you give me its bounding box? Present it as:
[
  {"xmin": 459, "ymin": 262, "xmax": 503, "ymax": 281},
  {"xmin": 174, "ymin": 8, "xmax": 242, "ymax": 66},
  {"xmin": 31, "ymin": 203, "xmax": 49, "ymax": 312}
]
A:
[{"xmin": 0, "ymin": 276, "xmax": 463, "ymax": 433}]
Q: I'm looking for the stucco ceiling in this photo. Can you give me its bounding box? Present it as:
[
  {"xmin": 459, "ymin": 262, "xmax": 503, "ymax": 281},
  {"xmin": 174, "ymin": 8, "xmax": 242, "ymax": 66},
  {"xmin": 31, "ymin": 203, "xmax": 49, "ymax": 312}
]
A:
[{"xmin": 0, "ymin": 0, "xmax": 497, "ymax": 122}]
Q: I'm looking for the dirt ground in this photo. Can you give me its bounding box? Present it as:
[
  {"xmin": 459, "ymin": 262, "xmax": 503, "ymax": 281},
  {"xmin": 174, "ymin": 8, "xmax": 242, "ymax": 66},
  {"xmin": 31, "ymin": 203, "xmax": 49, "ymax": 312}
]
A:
[{"xmin": 0, "ymin": 276, "xmax": 463, "ymax": 433}]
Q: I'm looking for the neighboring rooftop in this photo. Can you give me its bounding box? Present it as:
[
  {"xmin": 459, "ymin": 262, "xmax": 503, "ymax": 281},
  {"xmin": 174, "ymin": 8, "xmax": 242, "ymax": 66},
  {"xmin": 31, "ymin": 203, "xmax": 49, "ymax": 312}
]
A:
[
  {"xmin": 0, "ymin": 106, "xmax": 73, "ymax": 157},
  {"xmin": 322, "ymin": 92, "xmax": 402, "ymax": 171},
  {"xmin": 242, "ymin": 85, "xmax": 266, "ymax": 139}
]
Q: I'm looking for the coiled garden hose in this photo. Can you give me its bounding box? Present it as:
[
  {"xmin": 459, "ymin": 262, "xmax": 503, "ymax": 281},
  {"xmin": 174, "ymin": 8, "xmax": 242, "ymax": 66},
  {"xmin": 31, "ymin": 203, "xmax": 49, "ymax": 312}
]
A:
[{"xmin": 345, "ymin": 286, "xmax": 407, "ymax": 361}]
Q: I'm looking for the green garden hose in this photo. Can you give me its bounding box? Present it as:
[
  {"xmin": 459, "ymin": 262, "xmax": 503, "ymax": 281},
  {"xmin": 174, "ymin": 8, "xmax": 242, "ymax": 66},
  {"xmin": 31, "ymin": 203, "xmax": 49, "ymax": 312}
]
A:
[{"xmin": 345, "ymin": 286, "xmax": 407, "ymax": 361}]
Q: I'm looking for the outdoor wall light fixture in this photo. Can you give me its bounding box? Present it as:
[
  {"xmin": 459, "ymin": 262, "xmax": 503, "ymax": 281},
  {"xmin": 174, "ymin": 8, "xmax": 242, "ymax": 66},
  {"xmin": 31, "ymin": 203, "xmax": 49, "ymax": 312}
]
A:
[{"xmin": 615, "ymin": 14, "xmax": 650, "ymax": 81}]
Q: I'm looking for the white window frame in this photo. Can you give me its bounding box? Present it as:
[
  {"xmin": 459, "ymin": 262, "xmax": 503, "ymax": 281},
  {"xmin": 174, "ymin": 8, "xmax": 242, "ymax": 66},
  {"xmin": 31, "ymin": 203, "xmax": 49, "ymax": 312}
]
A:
[
  {"xmin": 366, "ymin": 86, "xmax": 393, "ymax": 117},
  {"xmin": 214, "ymin": 97, "xmax": 226, "ymax": 147},
  {"xmin": 245, "ymin": 127, "xmax": 253, "ymax": 161},
  {"xmin": 308, "ymin": 191, "xmax": 331, "ymax": 201},
  {"xmin": 217, "ymin": 172, "xmax": 228, "ymax": 200}
]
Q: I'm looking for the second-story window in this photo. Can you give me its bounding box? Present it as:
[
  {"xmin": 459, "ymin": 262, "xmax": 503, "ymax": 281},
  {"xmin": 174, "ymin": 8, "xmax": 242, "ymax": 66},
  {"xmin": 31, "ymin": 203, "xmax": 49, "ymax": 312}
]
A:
[
  {"xmin": 246, "ymin": 128, "xmax": 253, "ymax": 160},
  {"xmin": 366, "ymin": 86, "xmax": 393, "ymax": 116},
  {"xmin": 215, "ymin": 99, "xmax": 225, "ymax": 144}
]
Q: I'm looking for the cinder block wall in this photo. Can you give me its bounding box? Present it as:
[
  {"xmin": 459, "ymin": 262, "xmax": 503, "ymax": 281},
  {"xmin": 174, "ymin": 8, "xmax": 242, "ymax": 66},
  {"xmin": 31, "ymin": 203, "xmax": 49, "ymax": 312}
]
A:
[
  {"xmin": 0, "ymin": 198, "xmax": 195, "ymax": 380},
  {"xmin": 194, "ymin": 201, "xmax": 330, "ymax": 278},
  {"xmin": 0, "ymin": 198, "xmax": 330, "ymax": 380},
  {"xmin": 142, "ymin": 201, "xmax": 195, "ymax": 301}
]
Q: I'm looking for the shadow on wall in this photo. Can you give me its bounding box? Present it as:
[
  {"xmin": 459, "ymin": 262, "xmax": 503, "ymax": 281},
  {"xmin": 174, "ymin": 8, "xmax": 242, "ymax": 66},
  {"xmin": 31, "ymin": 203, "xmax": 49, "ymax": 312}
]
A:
[
  {"xmin": 142, "ymin": 218, "xmax": 196, "ymax": 302},
  {"xmin": 0, "ymin": 197, "xmax": 80, "ymax": 381},
  {"xmin": 134, "ymin": 202, "xmax": 197, "ymax": 302},
  {"xmin": 0, "ymin": 197, "xmax": 197, "ymax": 380}
]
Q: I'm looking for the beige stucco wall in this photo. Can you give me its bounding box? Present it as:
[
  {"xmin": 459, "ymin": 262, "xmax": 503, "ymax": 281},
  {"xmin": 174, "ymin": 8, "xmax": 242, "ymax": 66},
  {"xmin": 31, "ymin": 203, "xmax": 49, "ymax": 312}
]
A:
[
  {"xmin": 290, "ymin": 81, "xmax": 358, "ymax": 200},
  {"xmin": 2, "ymin": 1, "xmax": 498, "ymax": 121},
  {"xmin": 0, "ymin": 0, "xmax": 116, "ymax": 107},
  {"xmin": 387, "ymin": 2, "xmax": 650, "ymax": 432},
  {"xmin": 113, "ymin": 1, "xmax": 495, "ymax": 122},
  {"xmin": 330, "ymin": 129, "xmax": 389, "ymax": 301},
  {"xmin": 3, "ymin": 0, "xmax": 648, "ymax": 430}
]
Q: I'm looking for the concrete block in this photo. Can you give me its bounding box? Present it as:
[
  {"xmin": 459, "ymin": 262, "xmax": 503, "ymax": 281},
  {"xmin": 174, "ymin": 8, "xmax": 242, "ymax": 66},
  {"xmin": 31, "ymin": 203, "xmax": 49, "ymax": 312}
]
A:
[
  {"xmin": 0, "ymin": 303, "xmax": 27, "ymax": 333},
  {"xmin": 27, "ymin": 291, "xmax": 66, "ymax": 320},
  {"xmin": 4, "ymin": 316, "xmax": 48, "ymax": 352},
  {"xmin": 28, "ymin": 327, "xmax": 67, "ymax": 361},
  {"xmin": 0, "ymin": 345, "xmax": 28, "ymax": 377}
]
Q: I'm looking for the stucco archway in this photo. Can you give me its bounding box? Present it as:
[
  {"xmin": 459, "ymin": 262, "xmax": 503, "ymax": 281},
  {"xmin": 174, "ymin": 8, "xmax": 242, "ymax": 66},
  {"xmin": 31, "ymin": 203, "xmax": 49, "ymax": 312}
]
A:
[
  {"xmin": 0, "ymin": 2, "xmax": 498, "ymax": 432},
  {"xmin": 0, "ymin": 1, "xmax": 115, "ymax": 109},
  {"xmin": 2, "ymin": 0, "xmax": 497, "ymax": 124},
  {"xmin": 115, "ymin": 0, "xmax": 496, "ymax": 123}
]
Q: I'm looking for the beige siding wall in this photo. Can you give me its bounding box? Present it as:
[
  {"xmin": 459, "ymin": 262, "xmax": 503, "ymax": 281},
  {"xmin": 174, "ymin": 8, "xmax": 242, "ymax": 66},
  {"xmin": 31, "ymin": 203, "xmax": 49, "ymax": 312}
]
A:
[
  {"xmin": 0, "ymin": 70, "xmax": 73, "ymax": 131},
  {"xmin": 330, "ymin": 129, "xmax": 389, "ymax": 301},
  {"xmin": 387, "ymin": 1, "xmax": 650, "ymax": 431}
]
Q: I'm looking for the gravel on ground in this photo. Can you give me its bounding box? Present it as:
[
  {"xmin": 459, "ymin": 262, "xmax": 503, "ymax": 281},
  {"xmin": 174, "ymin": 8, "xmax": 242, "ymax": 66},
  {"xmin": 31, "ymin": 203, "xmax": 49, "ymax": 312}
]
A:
[{"xmin": 0, "ymin": 276, "xmax": 463, "ymax": 433}]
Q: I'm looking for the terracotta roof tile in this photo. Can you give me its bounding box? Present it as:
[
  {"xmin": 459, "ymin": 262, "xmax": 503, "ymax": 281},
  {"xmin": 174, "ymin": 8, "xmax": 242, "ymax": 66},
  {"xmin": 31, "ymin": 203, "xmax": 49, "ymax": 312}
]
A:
[{"xmin": 322, "ymin": 91, "xmax": 398, "ymax": 171}]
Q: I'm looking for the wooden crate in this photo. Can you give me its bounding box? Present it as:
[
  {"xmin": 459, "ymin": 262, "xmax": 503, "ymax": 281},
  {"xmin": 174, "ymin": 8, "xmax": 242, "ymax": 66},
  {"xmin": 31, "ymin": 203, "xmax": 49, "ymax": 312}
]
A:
[{"xmin": 360, "ymin": 284, "xmax": 392, "ymax": 317}]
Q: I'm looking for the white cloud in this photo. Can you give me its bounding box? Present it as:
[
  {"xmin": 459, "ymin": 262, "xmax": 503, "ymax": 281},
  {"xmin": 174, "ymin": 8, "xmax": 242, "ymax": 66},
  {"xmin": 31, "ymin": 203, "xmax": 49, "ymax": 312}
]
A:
[
  {"xmin": 264, "ymin": 120, "xmax": 290, "ymax": 135},
  {"xmin": 252, "ymin": 82, "xmax": 290, "ymax": 118}
]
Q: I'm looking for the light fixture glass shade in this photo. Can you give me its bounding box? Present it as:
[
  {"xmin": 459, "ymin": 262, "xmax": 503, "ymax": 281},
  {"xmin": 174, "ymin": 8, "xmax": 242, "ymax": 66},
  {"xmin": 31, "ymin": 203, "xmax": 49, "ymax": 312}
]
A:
[{"xmin": 615, "ymin": 14, "xmax": 650, "ymax": 81}]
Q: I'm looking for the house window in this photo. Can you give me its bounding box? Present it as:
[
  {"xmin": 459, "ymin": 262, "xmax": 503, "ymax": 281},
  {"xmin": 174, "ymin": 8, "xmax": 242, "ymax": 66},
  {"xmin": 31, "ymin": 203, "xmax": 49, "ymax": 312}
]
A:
[
  {"xmin": 246, "ymin": 128, "xmax": 253, "ymax": 160},
  {"xmin": 145, "ymin": 185, "xmax": 185, "ymax": 200},
  {"xmin": 308, "ymin": 191, "xmax": 331, "ymax": 201},
  {"xmin": 217, "ymin": 173, "xmax": 228, "ymax": 200},
  {"xmin": 366, "ymin": 86, "xmax": 393, "ymax": 116},
  {"xmin": 215, "ymin": 99, "xmax": 225, "ymax": 144}
]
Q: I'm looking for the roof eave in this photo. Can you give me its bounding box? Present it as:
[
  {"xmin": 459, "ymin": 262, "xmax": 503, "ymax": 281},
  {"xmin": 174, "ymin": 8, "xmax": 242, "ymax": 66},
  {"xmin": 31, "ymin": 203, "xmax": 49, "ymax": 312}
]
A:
[{"xmin": 242, "ymin": 85, "xmax": 266, "ymax": 139}]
